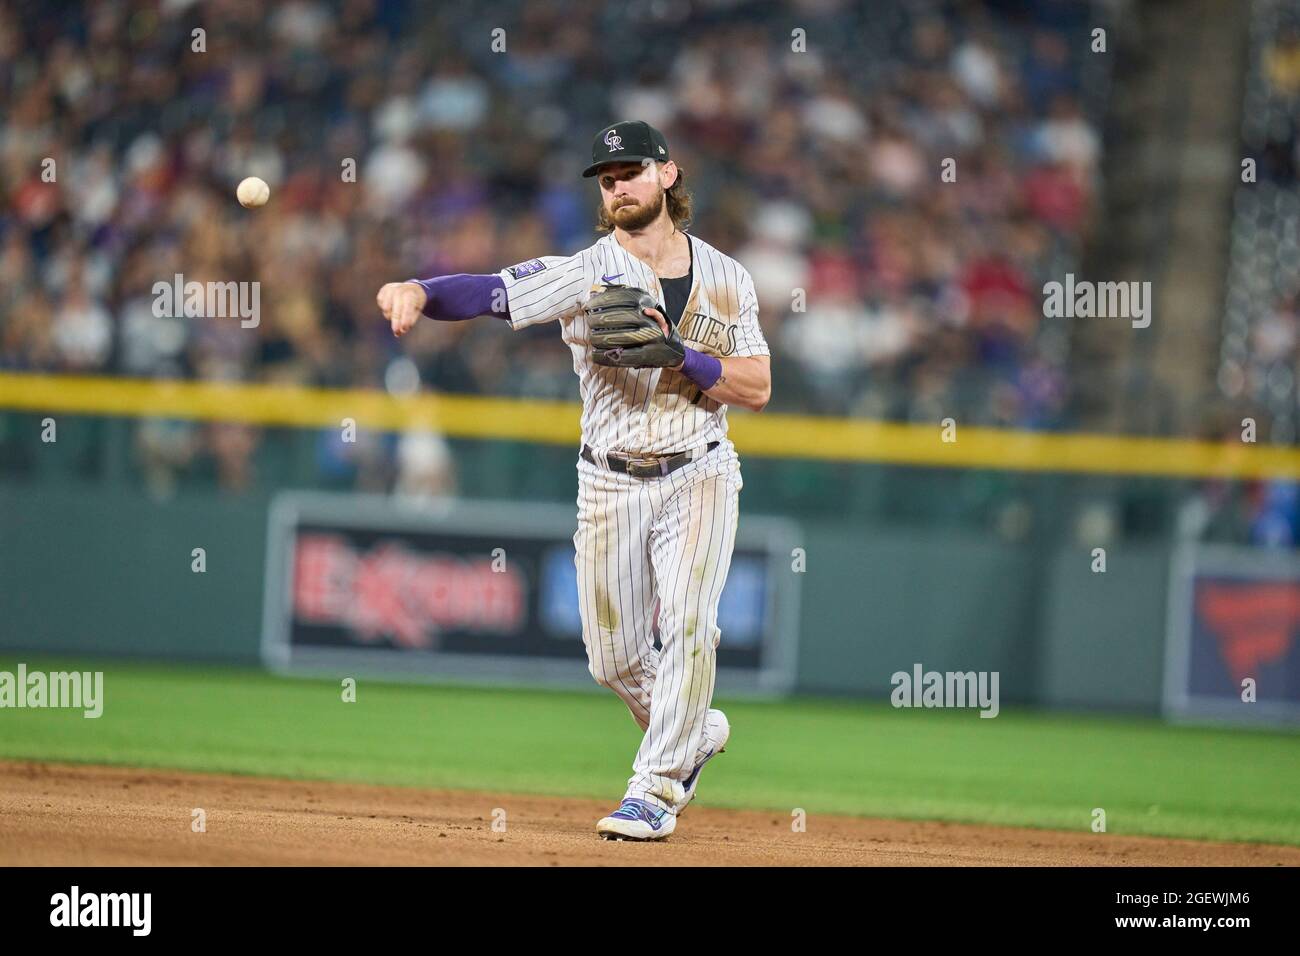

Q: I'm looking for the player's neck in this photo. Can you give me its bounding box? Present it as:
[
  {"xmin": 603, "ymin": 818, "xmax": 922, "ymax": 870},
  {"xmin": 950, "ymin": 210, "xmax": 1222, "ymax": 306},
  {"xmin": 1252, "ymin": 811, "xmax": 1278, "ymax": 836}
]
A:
[{"xmin": 613, "ymin": 214, "xmax": 686, "ymax": 275}]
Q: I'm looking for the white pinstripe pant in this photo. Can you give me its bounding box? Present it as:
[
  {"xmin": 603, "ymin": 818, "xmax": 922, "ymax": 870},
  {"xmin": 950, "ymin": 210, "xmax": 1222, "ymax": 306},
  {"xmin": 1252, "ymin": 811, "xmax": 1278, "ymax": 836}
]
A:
[{"xmin": 574, "ymin": 439, "xmax": 741, "ymax": 812}]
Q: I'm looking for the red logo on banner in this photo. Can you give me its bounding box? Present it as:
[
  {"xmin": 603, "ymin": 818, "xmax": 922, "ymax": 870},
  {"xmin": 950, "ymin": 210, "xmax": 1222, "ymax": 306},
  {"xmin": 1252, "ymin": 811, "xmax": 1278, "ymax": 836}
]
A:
[
  {"xmin": 1195, "ymin": 582, "xmax": 1300, "ymax": 684},
  {"xmin": 293, "ymin": 534, "xmax": 525, "ymax": 647}
]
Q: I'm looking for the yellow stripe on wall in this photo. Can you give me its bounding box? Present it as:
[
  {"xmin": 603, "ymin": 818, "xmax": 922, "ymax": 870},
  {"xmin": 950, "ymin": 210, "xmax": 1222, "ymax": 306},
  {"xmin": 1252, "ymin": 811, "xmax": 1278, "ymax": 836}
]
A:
[
  {"xmin": 728, "ymin": 414, "xmax": 1298, "ymax": 479},
  {"xmin": 0, "ymin": 372, "xmax": 1296, "ymax": 480},
  {"xmin": 0, "ymin": 373, "xmax": 579, "ymax": 444}
]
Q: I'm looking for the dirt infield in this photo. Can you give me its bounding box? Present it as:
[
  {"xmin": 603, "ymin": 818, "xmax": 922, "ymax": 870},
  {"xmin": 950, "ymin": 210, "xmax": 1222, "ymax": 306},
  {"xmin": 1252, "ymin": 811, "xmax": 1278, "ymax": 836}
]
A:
[{"xmin": 1, "ymin": 761, "xmax": 1296, "ymax": 866}]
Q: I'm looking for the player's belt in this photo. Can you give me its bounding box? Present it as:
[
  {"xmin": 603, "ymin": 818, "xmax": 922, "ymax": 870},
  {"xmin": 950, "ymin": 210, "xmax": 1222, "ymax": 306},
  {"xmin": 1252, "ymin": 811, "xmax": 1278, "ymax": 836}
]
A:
[{"xmin": 581, "ymin": 441, "xmax": 719, "ymax": 479}]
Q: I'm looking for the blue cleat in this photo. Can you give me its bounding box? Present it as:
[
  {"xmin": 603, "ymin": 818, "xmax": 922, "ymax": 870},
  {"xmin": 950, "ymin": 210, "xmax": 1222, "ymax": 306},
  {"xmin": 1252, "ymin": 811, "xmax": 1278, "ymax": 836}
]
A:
[{"xmin": 596, "ymin": 798, "xmax": 677, "ymax": 841}]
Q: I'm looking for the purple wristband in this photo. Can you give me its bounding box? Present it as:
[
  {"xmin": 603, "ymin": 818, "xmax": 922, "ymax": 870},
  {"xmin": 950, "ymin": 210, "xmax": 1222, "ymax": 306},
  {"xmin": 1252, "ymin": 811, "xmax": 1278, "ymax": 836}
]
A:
[
  {"xmin": 679, "ymin": 347, "xmax": 722, "ymax": 391},
  {"xmin": 408, "ymin": 274, "xmax": 509, "ymax": 321}
]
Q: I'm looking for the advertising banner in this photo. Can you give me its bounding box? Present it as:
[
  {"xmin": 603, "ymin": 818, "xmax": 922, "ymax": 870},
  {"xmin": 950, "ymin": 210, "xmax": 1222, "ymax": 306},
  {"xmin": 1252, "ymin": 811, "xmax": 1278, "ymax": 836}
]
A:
[
  {"xmin": 262, "ymin": 493, "xmax": 801, "ymax": 694},
  {"xmin": 1164, "ymin": 545, "xmax": 1300, "ymax": 724}
]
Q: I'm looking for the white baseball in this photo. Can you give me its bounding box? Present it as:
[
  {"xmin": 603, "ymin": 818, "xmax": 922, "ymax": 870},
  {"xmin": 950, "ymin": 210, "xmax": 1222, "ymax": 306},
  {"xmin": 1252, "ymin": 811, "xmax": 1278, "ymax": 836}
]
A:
[{"xmin": 236, "ymin": 176, "xmax": 270, "ymax": 208}]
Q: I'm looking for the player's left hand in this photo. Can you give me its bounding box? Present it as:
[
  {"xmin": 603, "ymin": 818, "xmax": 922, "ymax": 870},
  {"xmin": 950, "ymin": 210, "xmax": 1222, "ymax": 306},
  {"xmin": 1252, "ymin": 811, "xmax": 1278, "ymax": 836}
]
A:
[
  {"xmin": 584, "ymin": 284, "xmax": 687, "ymax": 369},
  {"xmin": 642, "ymin": 306, "xmax": 686, "ymax": 370},
  {"xmin": 643, "ymin": 306, "xmax": 670, "ymax": 338}
]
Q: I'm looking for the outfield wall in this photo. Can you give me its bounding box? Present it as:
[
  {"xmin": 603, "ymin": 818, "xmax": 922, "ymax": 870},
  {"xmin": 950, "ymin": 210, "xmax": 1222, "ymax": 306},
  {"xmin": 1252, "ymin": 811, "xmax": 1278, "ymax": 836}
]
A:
[
  {"xmin": 5, "ymin": 374, "xmax": 1290, "ymax": 717},
  {"xmin": 0, "ymin": 481, "xmax": 1171, "ymax": 711}
]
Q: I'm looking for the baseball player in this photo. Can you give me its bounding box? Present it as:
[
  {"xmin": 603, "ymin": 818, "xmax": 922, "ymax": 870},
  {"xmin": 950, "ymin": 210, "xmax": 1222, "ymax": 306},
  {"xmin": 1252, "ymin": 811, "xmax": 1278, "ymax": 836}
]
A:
[{"xmin": 376, "ymin": 120, "xmax": 771, "ymax": 840}]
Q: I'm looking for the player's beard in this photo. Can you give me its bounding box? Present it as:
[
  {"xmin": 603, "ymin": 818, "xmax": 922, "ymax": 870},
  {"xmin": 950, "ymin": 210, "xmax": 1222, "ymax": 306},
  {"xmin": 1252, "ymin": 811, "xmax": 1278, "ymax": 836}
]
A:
[{"xmin": 609, "ymin": 188, "xmax": 666, "ymax": 232}]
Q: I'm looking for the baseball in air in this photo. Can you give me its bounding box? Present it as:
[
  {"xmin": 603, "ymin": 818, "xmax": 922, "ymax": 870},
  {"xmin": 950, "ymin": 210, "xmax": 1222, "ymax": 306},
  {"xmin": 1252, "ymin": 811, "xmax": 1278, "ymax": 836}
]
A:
[{"xmin": 236, "ymin": 176, "xmax": 270, "ymax": 208}]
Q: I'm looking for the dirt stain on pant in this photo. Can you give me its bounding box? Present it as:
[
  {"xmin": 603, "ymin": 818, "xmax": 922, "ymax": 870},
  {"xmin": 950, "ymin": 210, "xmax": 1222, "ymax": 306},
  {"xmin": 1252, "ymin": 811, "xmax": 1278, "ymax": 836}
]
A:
[{"xmin": 595, "ymin": 583, "xmax": 619, "ymax": 635}]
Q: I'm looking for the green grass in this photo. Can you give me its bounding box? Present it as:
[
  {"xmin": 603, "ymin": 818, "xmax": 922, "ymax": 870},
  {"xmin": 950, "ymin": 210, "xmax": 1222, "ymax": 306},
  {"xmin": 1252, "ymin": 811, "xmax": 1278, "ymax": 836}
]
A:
[{"xmin": 1, "ymin": 657, "xmax": 1298, "ymax": 846}]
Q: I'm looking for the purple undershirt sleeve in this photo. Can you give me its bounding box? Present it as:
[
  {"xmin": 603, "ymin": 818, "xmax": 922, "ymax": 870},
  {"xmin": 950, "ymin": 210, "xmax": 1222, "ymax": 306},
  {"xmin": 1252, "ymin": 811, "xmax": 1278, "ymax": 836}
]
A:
[
  {"xmin": 679, "ymin": 347, "xmax": 723, "ymax": 391},
  {"xmin": 407, "ymin": 274, "xmax": 509, "ymax": 321}
]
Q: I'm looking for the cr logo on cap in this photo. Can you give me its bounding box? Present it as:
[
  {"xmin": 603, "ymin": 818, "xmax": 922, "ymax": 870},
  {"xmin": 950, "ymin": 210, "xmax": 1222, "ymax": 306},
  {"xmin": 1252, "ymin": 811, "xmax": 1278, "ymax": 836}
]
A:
[{"xmin": 603, "ymin": 130, "xmax": 624, "ymax": 151}]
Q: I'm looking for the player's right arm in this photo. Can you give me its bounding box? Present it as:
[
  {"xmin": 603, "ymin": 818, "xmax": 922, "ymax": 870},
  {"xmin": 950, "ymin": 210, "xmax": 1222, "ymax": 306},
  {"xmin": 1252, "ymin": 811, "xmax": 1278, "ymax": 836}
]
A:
[
  {"xmin": 379, "ymin": 250, "xmax": 592, "ymax": 338},
  {"xmin": 377, "ymin": 275, "xmax": 509, "ymax": 337},
  {"xmin": 492, "ymin": 252, "xmax": 594, "ymax": 331}
]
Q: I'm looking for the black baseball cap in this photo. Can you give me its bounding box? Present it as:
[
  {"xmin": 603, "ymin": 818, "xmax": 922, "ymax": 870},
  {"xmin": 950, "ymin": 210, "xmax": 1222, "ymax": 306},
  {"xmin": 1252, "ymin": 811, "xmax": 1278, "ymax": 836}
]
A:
[{"xmin": 582, "ymin": 120, "xmax": 671, "ymax": 177}]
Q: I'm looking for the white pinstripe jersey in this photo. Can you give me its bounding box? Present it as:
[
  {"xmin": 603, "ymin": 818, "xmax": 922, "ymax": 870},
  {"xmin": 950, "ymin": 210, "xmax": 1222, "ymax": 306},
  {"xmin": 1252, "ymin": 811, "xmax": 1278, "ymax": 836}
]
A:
[{"xmin": 497, "ymin": 232, "xmax": 769, "ymax": 456}]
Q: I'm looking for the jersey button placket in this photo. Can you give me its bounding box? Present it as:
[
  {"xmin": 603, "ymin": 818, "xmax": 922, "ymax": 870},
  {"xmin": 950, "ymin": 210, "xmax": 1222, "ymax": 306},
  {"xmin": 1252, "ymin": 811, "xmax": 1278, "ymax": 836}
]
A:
[
  {"xmin": 643, "ymin": 272, "xmax": 666, "ymax": 449},
  {"xmin": 641, "ymin": 370, "xmax": 663, "ymax": 449}
]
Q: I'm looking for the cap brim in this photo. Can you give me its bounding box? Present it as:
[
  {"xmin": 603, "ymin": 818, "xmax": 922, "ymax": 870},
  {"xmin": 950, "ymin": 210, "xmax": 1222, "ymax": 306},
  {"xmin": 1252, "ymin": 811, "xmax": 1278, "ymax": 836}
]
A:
[{"xmin": 582, "ymin": 155, "xmax": 657, "ymax": 178}]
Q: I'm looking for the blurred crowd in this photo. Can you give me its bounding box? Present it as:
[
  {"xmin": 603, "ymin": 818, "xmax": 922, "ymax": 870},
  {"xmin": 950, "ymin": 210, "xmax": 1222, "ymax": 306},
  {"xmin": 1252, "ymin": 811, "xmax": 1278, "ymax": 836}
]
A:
[
  {"xmin": 1201, "ymin": 0, "xmax": 1300, "ymax": 547},
  {"xmin": 0, "ymin": 0, "xmax": 1104, "ymax": 491}
]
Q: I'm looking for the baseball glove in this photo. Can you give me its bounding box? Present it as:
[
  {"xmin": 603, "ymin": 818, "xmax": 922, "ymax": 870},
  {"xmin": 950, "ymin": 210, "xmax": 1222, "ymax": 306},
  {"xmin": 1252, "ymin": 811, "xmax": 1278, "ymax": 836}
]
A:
[{"xmin": 584, "ymin": 284, "xmax": 686, "ymax": 368}]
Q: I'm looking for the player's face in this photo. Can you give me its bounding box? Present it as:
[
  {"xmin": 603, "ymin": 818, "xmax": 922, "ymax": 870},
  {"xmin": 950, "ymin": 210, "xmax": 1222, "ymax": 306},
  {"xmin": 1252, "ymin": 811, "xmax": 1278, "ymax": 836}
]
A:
[{"xmin": 599, "ymin": 161, "xmax": 671, "ymax": 231}]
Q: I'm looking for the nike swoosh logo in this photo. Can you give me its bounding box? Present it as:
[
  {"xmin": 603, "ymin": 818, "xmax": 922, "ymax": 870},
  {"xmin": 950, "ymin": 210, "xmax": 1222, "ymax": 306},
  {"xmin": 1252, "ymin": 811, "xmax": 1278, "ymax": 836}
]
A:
[
  {"xmin": 683, "ymin": 749, "xmax": 715, "ymax": 790},
  {"xmin": 601, "ymin": 273, "xmax": 624, "ymax": 283}
]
